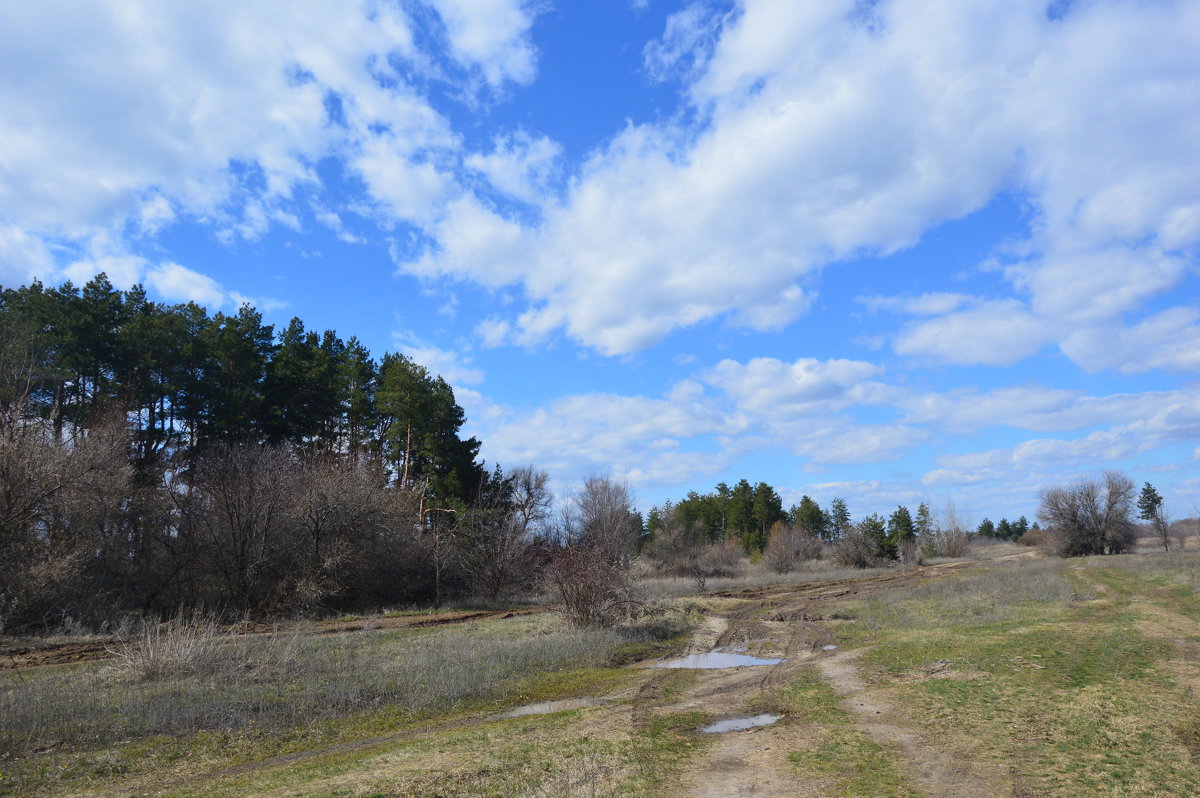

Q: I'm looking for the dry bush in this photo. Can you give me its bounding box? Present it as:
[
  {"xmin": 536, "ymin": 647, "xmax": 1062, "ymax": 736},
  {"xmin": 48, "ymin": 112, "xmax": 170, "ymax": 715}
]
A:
[
  {"xmin": 764, "ymin": 525, "xmax": 822, "ymax": 573},
  {"xmin": 542, "ymin": 544, "xmax": 635, "ymax": 628},
  {"xmin": 831, "ymin": 526, "xmax": 885, "ymax": 569},
  {"xmin": 1, "ymin": 619, "xmax": 622, "ymax": 759},
  {"xmin": 898, "ymin": 538, "xmax": 923, "ymax": 565},
  {"xmin": 106, "ymin": 617, "xmax": 226, "ymax": 681},
  {"xmin": 1017, "ymin": 527, "xmax": 1044, "ymax": 547},
  {"xmin": 922, "ymin": 528, "xmax": 973, "ymax": 558},
  {"xmin": 641, "ymin": 504, "xmax": 742, "ymax": 591}
]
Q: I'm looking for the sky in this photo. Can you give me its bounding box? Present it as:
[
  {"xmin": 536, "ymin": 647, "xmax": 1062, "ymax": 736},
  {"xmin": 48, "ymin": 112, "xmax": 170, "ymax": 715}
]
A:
[{"xmin": 1, "ymin": 0, "xmax": 1198, "ymax": 525}]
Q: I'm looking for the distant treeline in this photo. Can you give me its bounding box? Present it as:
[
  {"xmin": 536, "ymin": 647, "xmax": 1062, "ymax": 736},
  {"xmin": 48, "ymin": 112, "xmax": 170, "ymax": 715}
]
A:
[{"xmin": 645, "ymin": 483, "xmax": 1035, "ymax": 560}]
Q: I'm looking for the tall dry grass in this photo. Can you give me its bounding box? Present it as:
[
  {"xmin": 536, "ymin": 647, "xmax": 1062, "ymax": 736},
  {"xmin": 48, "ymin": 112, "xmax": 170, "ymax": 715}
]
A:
[{"xmin": 0, "ymin": 615, "xmax": 637, "ymax": 757}]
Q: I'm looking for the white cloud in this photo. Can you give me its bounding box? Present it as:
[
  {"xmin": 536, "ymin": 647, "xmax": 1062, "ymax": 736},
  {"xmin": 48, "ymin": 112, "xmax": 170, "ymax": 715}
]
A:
[
  {"xmin": 393, "ymin": 331, "xmax": 484, "ymax": 388},
  {"xmin": 1061, "ymin": 307, "xmax": 1200, "ymax": 374},
  {"xmin": 1013, "ymin": 244, "xmax": 1189, "ymax": 325},
  {"xmin": 859, "ymin": 292, "xmax": 973, "ymax": 316},
  {"xmin": 465, "ymin": 131, "xmax": 561, "ymax": 204},
  {"xmin": 643, "ymin": 2, "xmax": 723, "ymax": 82},
  {"xmin": 145, "ymin": 262, "xmax": 227, "ymax": 307},
  {"xmin": 0, "ymin": 0, "xmax": 475, "ymax": 272},
  {"xmin": 893, "ymin": 299, "xmax": 1053, "ymax": 366},
  {"xmin": 470, "ymin": 391, "xmax": 741, "ymax": 488},
  {"xmin": 899, "ymin": 386, "xmax": 1189, "ymax": 435},
  {"xmin": 475, "ymin": 317, "xmax": 513, "ymax": 348},
  {"xmin": 0, "ymin": 225, "xmax": 54, "ymax": 287},
  {"xmin": 704, "ymin": 356, "xmax": 888, "ymax": 416},
  {"xmin": 926, "ymin": 391, "xmax": 1200, "ymax": 486},
  {"xmin": 424, "ymin": 0, "xmax": 540, "ymax": 86},
  {"xmin": 396, "ymin": 0, "xmax": 1200, "ymax": 363}
]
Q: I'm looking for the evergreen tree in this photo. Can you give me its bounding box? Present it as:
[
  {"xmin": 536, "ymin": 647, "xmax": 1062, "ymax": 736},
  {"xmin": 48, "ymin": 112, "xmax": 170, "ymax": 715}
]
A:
[
  {"xmin": 887, "ymin": 505, "xmax": 915, "ymax": 557},
  {"xmin": 727, "ymin": 479, "xmax": 755, "ymax": 549},
  {"xmin": 915, "ymin": 502, "xmax": 933, "ymax": 537},
  {"xmin": 977, "ymin": 518, "xmax": 996, "ymax": 538},
  {"xmin": 996, "ymin": 518, "xmax": 1013, "ymax": 540},
  {"xmin": 859, "ymin": 513, "xmax": 891, "ymax": 559},
  {"xmin": 750, "ymin": 482, "xmax": 784, "ymax": 553},
  {"xmin": 828, "ymin": 497, "xmax": 852, "ymax": 540},
  {"xmin": 792, "ymin": 495, "xmax": 829, "ymax": 540},
  {"xmin": 1137, "ymin": 482, "xmax": 1164, "ymax": 524}
]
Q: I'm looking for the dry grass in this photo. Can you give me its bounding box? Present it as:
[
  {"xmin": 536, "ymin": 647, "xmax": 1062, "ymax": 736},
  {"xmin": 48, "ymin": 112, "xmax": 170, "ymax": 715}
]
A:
[
  {"xmin": 635, "ymin": 561, "xmax": 894, "ymax": 598},
  {"xmin": 0, "ymin": 613, "xmax": 663, "ymax": 759}
]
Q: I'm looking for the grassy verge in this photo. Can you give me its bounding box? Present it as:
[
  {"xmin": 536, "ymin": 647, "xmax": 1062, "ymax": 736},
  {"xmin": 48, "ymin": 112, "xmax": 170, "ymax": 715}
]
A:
[
  {"xmin": 823, "ymin": 554, "xmax": 1200, "ymax": 797},
  {"xmin": 0, "ymin": 610, "xmax": 694, "ymax": 796}
]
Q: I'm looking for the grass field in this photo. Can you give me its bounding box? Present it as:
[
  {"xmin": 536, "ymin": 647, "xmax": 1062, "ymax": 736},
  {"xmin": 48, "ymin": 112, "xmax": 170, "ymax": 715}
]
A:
[{"xmin": 5, "ymin": 545, "xmax": 1200, "ymax": 796}]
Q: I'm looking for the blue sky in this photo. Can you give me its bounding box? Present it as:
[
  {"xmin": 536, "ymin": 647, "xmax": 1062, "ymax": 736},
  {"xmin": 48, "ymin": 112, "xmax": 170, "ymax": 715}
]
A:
[{"xmin": 2, "ymin": 0, "xmax": 1198, "ymax": 524}]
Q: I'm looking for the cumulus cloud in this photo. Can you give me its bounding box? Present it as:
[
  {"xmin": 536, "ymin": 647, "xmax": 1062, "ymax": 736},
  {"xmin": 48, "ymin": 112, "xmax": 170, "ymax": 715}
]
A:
[
  {"xmin": 893, "ymin": 299, "xmax": 1053, "ymax": 366},
  {"xmin": 465, "ymin": 132, "xmax": 562, "ymax": 204},
  {"xmin": 145, "ymin": 262, "xmax": 228, "ymax": 308},
  {"xmin": 468, "ymin": 391, "xmax": 743, "ymax": 488},
  {"xmin": 396, "ymin": 0, "xmax": 1200, "ymax": 364},
  {"xmin": 424, "ymin": 0, "xmax": 540, "ymax": 86},
  {"xmin": 703, "ymin": 357, "xmax": 889, "ymax": 415},
  {"xmin": 0, "ymin": 0, "xmax": 533, "ymax": 271},
  {"xmin": 925, "ymin": 391, "xmax": 1200, "ymax": 486}
]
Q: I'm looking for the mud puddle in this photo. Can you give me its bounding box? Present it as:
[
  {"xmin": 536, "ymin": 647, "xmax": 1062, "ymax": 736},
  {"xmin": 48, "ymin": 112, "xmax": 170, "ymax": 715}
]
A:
[
  {"xmin": 700, "ymin": 714, "xmax": 781, "ymax": 733},
  {"xmin": 497, "ymin": 697, "xmax": 605, "ymax": 718},
  {"xmin": 648, "ymin": 649, "xmax": 783, "ymax": 669}
]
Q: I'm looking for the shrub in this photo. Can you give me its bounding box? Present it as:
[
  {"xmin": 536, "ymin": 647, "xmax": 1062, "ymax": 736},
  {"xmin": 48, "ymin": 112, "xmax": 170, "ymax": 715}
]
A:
[
  {"xmin": 1017, "ymin": 527, "xmax": 1044, "ymax": 547},
  {"xmin": 764, "ymin": 526, "xmax": 822, "ymax": 573},
  {"xmin": 831, "ymin": 526, "xmax": 885, "ymax": 569},
  {"xmin": 541, "ymin": 545, "xmax": 636, "ymax": 628}
]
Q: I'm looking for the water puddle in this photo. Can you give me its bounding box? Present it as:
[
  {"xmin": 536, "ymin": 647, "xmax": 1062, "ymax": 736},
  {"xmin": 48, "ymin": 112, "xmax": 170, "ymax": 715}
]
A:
[
  {"xmin": 498, "ymin": 697, "xmax": 604, "ymax": 718},
  {"xmin": 701, "ymin": 713, "xmax": 782, "ymax": 733},
  {"xmin": 822, "ymin": 644, "xmax": 839, "ymax": 651},
  {"xmin": 649, "ymin": 649, "xmax": 783, "ymax": 669}
]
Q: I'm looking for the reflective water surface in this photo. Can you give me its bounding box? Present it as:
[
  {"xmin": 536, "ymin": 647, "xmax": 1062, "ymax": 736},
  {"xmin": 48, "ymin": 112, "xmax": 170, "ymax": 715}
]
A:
[
  {"xmin": 701, "ymin": 713, "xmax": 782, "ymax": 733},
  {"xmin": 500, "ymin": 697, "xmax": 605, "ymax": 718},
  {"xmin": 649, "ymin": 649, "xmax": 783, "ymax": 669}
]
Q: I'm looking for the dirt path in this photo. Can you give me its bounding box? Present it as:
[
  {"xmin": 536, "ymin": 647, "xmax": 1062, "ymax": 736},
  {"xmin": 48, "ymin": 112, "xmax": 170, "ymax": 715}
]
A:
[
  {"xmin": 664, "ymin": 560, "xmax": 1010, "ymax": 798},
  {"xmin": 816, "ymin": 650, "xmax": 1002, "ymax": 797},
  {"xmin": 60, "ymin": 556, "xmax": 1028, "ymax": 796}
]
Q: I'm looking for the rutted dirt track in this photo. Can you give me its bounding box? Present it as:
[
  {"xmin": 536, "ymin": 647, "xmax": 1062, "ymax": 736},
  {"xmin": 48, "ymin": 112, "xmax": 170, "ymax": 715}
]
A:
[
  {"xmin": 648, "ymin": 559, "xmax": 1007, "ymax": 798},
  {"xmin": 13, "ymin": 557, "xmax": 1036, "ymax": 796}
]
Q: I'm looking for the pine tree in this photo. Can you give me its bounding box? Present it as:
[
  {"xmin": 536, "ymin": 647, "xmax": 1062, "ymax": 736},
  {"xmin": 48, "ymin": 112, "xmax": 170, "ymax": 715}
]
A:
[
  {"xmin": 915, "ymin": 502, "xmax": 933, "ymax": 537},
  {"xmin": 829, "ymin": 498, "xmax": 852, "ymax": 540},
  {"xmin": 792, "ymin": 495, "xmax": 829, "ymax": 540},
  {"xmin": 887, "ymin": 505, "xmax": 915, "ymax": 558}
]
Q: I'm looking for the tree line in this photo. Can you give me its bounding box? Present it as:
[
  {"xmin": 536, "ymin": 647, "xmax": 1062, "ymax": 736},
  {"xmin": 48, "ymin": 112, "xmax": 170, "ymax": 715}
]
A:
[{"xmin": 1, "ymin": 276, "xmax": 649, "ymax": 632}]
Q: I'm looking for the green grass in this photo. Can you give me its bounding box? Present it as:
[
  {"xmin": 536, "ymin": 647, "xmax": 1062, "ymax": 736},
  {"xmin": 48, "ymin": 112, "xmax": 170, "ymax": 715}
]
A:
[
  {"xmin": 754, "ymin": 667, "xmax": 920, "ymax": 797},
  {"xmin": 818, "ymin": 553, "xmax": 1200, "ymax": 797}
]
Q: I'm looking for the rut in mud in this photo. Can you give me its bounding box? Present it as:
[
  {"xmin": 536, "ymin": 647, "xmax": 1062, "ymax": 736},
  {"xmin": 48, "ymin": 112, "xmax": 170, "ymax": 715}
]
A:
[{"xmin": 659, "ymin": 559, "xmax": 1013, "ymax": 798}]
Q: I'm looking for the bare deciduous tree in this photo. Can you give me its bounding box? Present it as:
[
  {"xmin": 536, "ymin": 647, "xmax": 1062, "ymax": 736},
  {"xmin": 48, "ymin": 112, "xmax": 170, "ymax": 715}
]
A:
[
  {"xmin": 457, "ymin": 465, "xmax": 551, "ymax": 600},
  {"xmin": 176, "ymin": 444, "xmax": 297, "ymax": 613},
  {"xmin": 763, "ymin": 522, "xmax": 822, "ymax": 574},
  {"xmin": 1038, "ymin": 471, "xmax": 1137, "ymax": 557},
  {"xmin": 566, "ymin": 475, "xmax": 639, "ymax": 563},
  {"xmin": 0, "ymin": 403, "xmax": 130, "ymax": 631}
]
